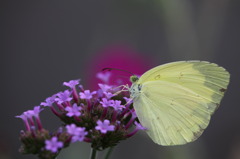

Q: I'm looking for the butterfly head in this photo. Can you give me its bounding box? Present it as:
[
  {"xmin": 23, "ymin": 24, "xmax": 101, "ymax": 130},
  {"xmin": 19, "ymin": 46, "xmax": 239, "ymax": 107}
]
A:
[{"xmin": 130, "ymin": 75, "xmax": 139, "ymax": 83}]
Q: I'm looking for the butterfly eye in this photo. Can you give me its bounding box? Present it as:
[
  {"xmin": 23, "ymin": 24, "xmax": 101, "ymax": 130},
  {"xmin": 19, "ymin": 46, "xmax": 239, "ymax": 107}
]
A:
[{"xmin": 138, "ymin": 84, "xmax": 142, "ymax": 91}]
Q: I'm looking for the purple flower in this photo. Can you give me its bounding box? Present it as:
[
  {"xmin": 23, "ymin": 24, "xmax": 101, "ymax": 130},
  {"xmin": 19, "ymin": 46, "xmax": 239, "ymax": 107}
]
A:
[
  {"xmin": 41, "ymin": 95, "xmax": 57, "ymax": 107},
  {"xmin": 103, "ymin": 92, "xmax": 115, "ymax": 99},
  {"xmin": 66, "ymin": 124, "xmax": 88, "ymax": 142},
  {"xmin": 17, "ymin": 106, "xmax": 43, "ymax": 120},
  {"xmin": 134, "ymin": 121, "xmax": 147, "ymax": 130},
  {"xmin": 55, "ymin": 90, "xmax": 73, "ymax": 104},
  {"xmin": 30, "ymin": 106, "xmax": 43, "ymax": 117},
  {"xmin": 111, "ymin": 100, "xmax": 124, "ymax": 111},
  {"xmin": 15, "ymin": 113, "xmax": 28, "ymax": 121},
  {"xmin": 98, "ymin": 84, "xmax": 112, "ymax": 92},
  {"xmin": 96, "ymin": 72, "xmax": 111, "ymax": 83},
  {"xmin": 78, "ymin": 85, "xmax": 84, "ymax": 91},
  {"xmin": 123, "ymin": 97, "xmax": 132, "ymax": 104},
  {"xmin": 130, "ymin": 109, "xmax": 137, "ymax": 119},
  {"xmin": 65, "ymin": 104, "xmax": 82, "ymax": 117},
  {"xmin": 96, "ymin": 89, "xmax": 104, "ymax": 98},
  {"xmin": 95, "ymin": 120, "xmax": 115, "ymax": 134},
  {"xmin": 72, "ymin": 128, "xmax": 87, "ymax": 142},
  {"xmin": 45, "ymin": 137, "xmax": 63, "ymax": 153},
  {"xmin": 66, "ymin": 124, "xmax": 79, "ymax": 135},
  {"xmin": 126, "ymin": 121, "xmax": 147, "ymax": 137},
  {"xmin": 63, "ymin": 79, "xmax": 80, "ymax": 88},
  {"xmin": 79, "ymin": 90, "xmax": 96, "ymax": 100},
  {"xmin": 23, "ymin": 111, "xmax": 34, "ymax": 118},
  {"xmin": 18, "ymin": 106, "xmax": 44, "ymax": 130},
  {"xmin": 16, "ymin": 112, "xmax": 31, "ymax": 131},
  {"xmin": 125, "ymin": 110, "xmax": 137, "ymax": 129},
  {"xmin": 100, "ymin": 98, "xmax": 114, "ymax": 108}
]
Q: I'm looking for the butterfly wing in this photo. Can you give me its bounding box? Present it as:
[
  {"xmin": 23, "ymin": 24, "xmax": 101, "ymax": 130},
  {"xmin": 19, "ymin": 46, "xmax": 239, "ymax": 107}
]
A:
[
  {"xmin": 137, "ymin": 61, "xmax": 230, "ymax": 114},
  {"xmin": 132, "ymin": 61, "xmax": 230, "ymax": 145}
]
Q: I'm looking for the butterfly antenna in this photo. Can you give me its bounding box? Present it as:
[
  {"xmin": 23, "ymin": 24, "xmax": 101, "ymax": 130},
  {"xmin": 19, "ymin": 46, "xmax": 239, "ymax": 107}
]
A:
[
  {"xmin": 102, "ymin": 68, "xmax": 135, "ymax": 75},
  {"xmin": 116, "ymin": 75, "xmax": 129, "ymax": 79}
]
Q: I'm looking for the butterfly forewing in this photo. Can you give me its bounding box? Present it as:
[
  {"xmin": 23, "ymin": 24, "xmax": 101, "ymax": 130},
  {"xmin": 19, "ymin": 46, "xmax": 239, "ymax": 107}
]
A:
[{"xmin": 137, "ymin": 61, "xmax": 230, "ymax": 114}]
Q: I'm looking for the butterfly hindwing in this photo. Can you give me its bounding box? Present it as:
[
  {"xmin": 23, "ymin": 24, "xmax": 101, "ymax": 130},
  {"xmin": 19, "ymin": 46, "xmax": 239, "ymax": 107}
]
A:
[{"xmin": 134, "ymin": 80, "xmax": 211, "ymax": 145}]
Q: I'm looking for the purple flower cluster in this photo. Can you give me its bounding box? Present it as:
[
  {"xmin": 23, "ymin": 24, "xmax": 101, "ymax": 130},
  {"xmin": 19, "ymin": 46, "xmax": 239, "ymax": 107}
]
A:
[
  {"xmin": 16, "ymin": 72, "xmax": 145, "ymax": 159},
  {"xmin": 16, "ymin": 106, "xmax": 44, "ymax": 131}
]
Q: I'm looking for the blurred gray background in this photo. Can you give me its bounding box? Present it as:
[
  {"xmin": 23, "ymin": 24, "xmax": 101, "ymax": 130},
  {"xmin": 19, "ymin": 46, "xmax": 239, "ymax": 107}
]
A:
[{"xmin": 1, "ymin": 0, "xmax": 240, "ymax": 159}]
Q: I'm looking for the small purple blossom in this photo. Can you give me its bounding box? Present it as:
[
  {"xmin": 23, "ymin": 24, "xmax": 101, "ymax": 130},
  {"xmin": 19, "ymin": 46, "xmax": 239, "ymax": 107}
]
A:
[
  {"xmin": 16, "ymin": 112, "xmax": 31, "ymax": 131},
  {"xmin": 63, "ymin": 79, "xmax": 80, "ymax": 88},
  {"xmin": 96, "ymin": 89, "xmax": 104, "ymax": 98},
  {"xmin": 16, "ymin": 113, "xmax": 28, "ymax": 121},
  {"xmin": 98, "ymin": 83, "xmax": 112, "ymax": 92},
  {"xmin": 66, "ymin": 124, "xmax": 88, "ymax": 142},
  {"xmin": 78, "ymin": 85, "xmax": 84, "ymax": 91},
  {"xmin": 95, "ymin": 120, "xmax": 115, "ymax": 134},
  {"xmin": 66, "ymin": 124, "xmax": 79, "ymax": 135},
  {"xmin": 134, "ymin": 121, "xmax": 147, "ymax": 130},
  {"xmin": 125, "ymin": 109, "xmax": 137, "ymax": 129},
  {"xmin": 96, "ymin": 72, "xmax": 111, "ymax": 83},
  {"xmin": 111, "ymin": 100, "xmax": 124, "ymax": 111},
  {"xmin": 18, "ymin": 107, "xmax": 43, "ymax": 119},
  {"xmin": 123, "ymin": 97, "xmax": 132, "ymax": 104},
  {"xmin": 100, "ymin": 98, "xmax": 114, "ymax": 108},
  {"xmin": 57, "ymin": 127, "xmax": 63, "ymax": 134},
  {"xmin": 20, "ymin": 106, "xmax": 44, "ymax": 130},
  {"xmin": 72, "ymin": 128, "xmax": 87, "ymax": 142},
  {"xmin": 79, "ymin": 90, "xmax": 96, "ymax": 100},
  {"xmin": 55, "ymin": 90, "xmax": 73, "ymax": 104},
  {"xmin": 65, "ymin": 104, "xmax": 82, "ymax": 117},
  {"xmin": 41, "ymin": 95, "xmax": 57, "ymax": 107},
  {"xmin": 103, "ymin": 91, "xmax": 115, "ymax": 99},
  {"xmin": 23, "ymin": 110, "xmax": 34, "ymax": 118},
  {"xmin": 45, "ymin": 137, "xmax": 63, "ymax": 153},
  {"xmin": 130, "ymin": 109, "xmax": 137, "ymax": 119},
  {"xmin": 31, "ymin": 106, "xmax": 43, "ymax": 117},
  {"xmin": 126, "ymin": 121, "xmax": 146, "ymax": 138}
]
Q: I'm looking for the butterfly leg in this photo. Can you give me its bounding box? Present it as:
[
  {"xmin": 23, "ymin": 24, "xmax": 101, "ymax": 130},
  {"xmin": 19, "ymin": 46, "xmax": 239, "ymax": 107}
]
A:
[{"xmin": 112, "ymin": 84, "xmax": 130, "ymax": 96}]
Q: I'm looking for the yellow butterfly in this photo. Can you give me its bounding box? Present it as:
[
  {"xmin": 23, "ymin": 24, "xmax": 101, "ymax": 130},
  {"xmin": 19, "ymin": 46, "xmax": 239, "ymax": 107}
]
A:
[{"xmin": 129, "ymin": 61, "xmax": 230, "ymax": 146}]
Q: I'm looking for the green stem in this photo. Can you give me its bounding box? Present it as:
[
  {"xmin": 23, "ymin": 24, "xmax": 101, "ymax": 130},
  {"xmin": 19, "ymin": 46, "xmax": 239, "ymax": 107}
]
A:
[
  {"xmin": 89, "ymin": 148, "xmax": 97, "ymax": 159},
  {"xmin": 104, "ymin": 147, "xmax": 114, "ymax": 159}
]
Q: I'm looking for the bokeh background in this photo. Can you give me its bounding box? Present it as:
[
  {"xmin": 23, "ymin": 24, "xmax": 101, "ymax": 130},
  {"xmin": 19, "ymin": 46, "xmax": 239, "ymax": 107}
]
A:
[{"xmin": 1, "ymin": 0, "xmax": 240, "ymax": 159}]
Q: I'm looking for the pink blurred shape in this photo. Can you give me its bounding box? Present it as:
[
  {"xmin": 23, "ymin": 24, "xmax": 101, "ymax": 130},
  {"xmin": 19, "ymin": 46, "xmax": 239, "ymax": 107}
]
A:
[{"xmin": 86, "ymin": 44, "xmax": 154, "ymax": 89}]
